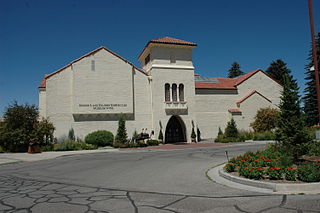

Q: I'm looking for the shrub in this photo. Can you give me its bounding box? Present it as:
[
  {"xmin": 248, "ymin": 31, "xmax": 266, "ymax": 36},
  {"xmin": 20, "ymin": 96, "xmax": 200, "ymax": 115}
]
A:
[
  {"xmin": 147, "ymin": 140, "xmax": 160, "ymax": 146},
  {"xmin": 250, "ymin": 107, "xmax": 279, "ymax": 132},
  {"xmin": 247, "ymin": 167, "xmax": 264, "ymax": 180},
  {"xmin": 225, "ymin": 162, "xmax": 235, "ymax": 172},
  {"xmin": 225, "ymin": 118, "xmax": 238, "ymax": 138},
  {"xmin": 53, "ymin": 141, "xmax": 96, "ymax": 151},
  {"xmin": 85, "ymin": 130, "xmax": 114, "ymax": 147},
  {"xmin": 0, "ymin": 146, "xmax": 4, "ymax": 153},
  {"xmin": 285, "ymin": 168, "xmax": 297, "ymax": 181},
  {"xmin": 297, "ymin": 161, "xmax": 320, "ymax": 182},
  {"xmin": 267, "ymin": 167, "xmax": 283, "ymax": 180},
  {"xmin": 253, "ymin": 131, "xmax": 275, "ymax": 141},
  {"xmin": 306, "ymin": 140, "xmax": 320, "ymax": 156}
]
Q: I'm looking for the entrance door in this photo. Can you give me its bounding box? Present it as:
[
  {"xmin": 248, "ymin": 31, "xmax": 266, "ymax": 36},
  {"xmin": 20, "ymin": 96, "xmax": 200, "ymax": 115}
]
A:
[{"xmin": 165, "ymin": 116, "xmax": 186, "ymax": 143}]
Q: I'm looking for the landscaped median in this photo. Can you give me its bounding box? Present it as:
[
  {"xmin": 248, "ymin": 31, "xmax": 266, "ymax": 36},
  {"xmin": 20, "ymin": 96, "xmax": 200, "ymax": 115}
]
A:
[
  {"xmin": 218, "ymin": 164, "xmax": 320, "ymax": 194},
  {"xmin": 210, "ymin": 145, "xmax": 320, "ymax": 194}
]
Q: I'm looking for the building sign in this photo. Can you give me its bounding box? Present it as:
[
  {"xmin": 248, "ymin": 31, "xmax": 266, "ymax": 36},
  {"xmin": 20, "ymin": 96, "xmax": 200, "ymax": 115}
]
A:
[{"xmin": 79, "ymin": 104, "xmax": 127, "ymax": 111}]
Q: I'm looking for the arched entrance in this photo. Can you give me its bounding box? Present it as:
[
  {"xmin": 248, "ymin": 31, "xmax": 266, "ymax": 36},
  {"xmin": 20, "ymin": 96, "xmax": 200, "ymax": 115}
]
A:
[{"xmin": 165, "ymin": 116, "xmax": 186, "ymax": 143}]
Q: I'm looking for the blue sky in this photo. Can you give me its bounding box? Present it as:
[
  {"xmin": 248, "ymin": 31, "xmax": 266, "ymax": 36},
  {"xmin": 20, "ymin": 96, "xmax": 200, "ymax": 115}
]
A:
[{"xmin": 0, "ymin": 0, "xmax": 319, "ymax": 116}]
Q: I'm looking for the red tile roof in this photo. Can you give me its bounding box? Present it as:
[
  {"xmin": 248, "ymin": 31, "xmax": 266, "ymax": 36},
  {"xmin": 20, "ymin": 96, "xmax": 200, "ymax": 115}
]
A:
[
  {"xmin": 138, "ymin": 36, "xmax": 197, "ymax": 59},
  {"xmin": 195, "ymin": 69, "xmax": 282, "ymax": 89},
  {"xmin": 228, "ymin": 109, "xmax": 241, "ymax": 113},
  {"xmin": 236, "ymin": 90, "xmax": 272, "ymax": 107},
  {"xmin": 150, "ymin": 37, "xmax": 197, "ymax": 46},
  {"xmin": 195, "ymin": 78, "xmax": 237, "ymax": 90},
  {"xmin": 39, "ymin": 46, "xmax": 147, "ymax": 88}
]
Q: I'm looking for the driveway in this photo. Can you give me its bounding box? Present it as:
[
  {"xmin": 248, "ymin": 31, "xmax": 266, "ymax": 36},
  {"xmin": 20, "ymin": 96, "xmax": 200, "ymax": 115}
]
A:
[{"xmin": 0, "ymin": 142, "xmax": 319, "ymax": 212}]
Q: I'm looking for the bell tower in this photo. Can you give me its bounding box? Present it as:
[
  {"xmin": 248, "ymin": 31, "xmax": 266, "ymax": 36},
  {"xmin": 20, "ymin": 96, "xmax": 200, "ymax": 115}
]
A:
[{"xmin": 138, "ymin": 37, "xmax": 197, "ymax": 142}]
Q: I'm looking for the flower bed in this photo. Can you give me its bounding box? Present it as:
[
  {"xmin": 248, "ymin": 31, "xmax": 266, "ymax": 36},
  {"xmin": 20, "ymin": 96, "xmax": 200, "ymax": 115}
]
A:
[{"xmin": 225, "ymin": 148, "xmax": 320, "ymax": 182}]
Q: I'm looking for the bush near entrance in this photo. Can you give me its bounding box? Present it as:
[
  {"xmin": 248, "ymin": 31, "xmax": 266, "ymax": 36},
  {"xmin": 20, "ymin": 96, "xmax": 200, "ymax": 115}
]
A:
[{"xmin": 85, "ymin": 130, "xmax": 114, "ymax": 147}]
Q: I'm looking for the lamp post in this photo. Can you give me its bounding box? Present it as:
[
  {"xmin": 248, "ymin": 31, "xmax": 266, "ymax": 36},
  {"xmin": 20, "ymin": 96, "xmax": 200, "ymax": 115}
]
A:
[{"xmin": 308, "ymin": 0, "xmax": 320, "ymax": 124}]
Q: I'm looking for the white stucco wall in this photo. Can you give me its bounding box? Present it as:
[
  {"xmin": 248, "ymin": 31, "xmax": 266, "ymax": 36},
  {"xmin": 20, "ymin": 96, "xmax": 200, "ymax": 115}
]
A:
[
  {"xmin": 39, "ymin": 88, "xmax": 46, "ymax": 118},
  {"xmin": 44, "ymin": 49, "xmax": 151, "ymax": 140}
]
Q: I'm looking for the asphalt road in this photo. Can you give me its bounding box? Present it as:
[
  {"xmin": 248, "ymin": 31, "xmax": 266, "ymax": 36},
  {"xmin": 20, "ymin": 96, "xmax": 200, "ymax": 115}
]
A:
[{"xmin": 0, "ymin": 142, "xmax": 319, "ymax": 213}]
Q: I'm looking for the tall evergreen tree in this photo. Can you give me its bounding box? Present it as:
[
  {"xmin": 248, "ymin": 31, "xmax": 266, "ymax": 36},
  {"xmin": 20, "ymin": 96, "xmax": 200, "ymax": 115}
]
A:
[
  {"xmin": 115, "ymin": 114, "xmax": 127, "ymax": 143},
  {"xmin": 228, "ymin": 62, "xmax": 244, "ymax": 78},
  {"xmin": 266, "ymin": 59, "xmax": 294, "ymax": 86},
  {"xmin": 302, "ymin": 32, "xmax": 320, "ymax": 126},
  {"xmin": 276, "ymin": 75, "xmax": 311, "ymax": 159}
]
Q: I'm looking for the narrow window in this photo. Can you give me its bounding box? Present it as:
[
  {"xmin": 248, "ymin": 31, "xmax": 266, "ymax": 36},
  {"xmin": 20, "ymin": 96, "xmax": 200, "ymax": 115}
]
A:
[
  {"xmin": 91, "ymin": 59, "xmax": 95, "ymax": 71},
  {"xmin": 172, "ymin": 84, "xmax": 177, "ymax": 102},
  {"xmin": 145, "ymin": 54, "xmax": 150, "ymax": 65},
  {"xmin": 165, "ymin": 83, "xmax": 170, "ymax": 102},
  {"xmin": 179, "ymin": 84, "xmax": 184, "ymax": 101}
]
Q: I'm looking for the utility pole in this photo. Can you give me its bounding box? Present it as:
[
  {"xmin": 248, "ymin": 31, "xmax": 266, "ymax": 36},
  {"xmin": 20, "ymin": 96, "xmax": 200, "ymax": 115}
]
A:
[{"xmin": 308, "ymin": 0, "xmax": 320, "ymax": 124}]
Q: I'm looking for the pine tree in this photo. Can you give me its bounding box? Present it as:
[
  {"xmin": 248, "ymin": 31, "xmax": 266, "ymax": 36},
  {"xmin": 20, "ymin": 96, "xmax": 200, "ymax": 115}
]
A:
[
  {"xmin": 115, "ymin": 114, "xmax": 127, "ymax": 144},
  {"xmin": 302, "ymin": 32, "xmax": 320, "ymax": 126},
  {"xmin": 228, "ymin": 62, "xmax": 244, "ymax": 78},
  {"xmin": 276, "ymin": 75, "xmax": 311, "ymax": 159},
  {"xmin": 224, "ymin": 118, "xmax": 238, "ymax": 138},
  {"xmin": 68, "ymin": 128, "xmax": 75, "ymax": 141},
  {"xmin": 266, "ymin": 59, "xmax": 294, "ymax": 86}
]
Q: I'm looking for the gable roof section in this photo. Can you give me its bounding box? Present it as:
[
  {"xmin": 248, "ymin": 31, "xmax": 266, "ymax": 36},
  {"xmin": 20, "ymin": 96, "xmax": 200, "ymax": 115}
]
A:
[
  {"xmin": 195, "ymin": 69, "xmax": 282, "ymax": 90},
  {"xmin": 138, "ymin": 36, "xmax": 197, "ymax": 60},
  {"xmin": 236, "ymin": 90, "xmax": 272, "ymax": 107},
  {"xmin": 39, "ymin": 46, "xmax": 147, "ymax": 88}
]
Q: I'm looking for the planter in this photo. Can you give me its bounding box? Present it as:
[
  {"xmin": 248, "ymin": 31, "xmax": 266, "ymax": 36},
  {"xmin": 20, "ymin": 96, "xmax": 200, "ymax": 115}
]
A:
[{"xmin": 28, "ymin": 144, "xmax": 41, "ymax": 154}]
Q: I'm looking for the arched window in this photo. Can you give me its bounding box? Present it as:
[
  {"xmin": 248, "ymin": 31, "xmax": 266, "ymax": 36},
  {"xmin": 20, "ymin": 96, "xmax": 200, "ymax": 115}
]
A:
[
  {"xmin": 165, "ymin": 83, "xmax": 170, "ymax": 102},
  {"xmin": 172, "ymin": 84, "xmax": 177, "ymax": 102},
  {"xmin": 179, "ymin": 84, "xmax": 184, "ymax": 101}
]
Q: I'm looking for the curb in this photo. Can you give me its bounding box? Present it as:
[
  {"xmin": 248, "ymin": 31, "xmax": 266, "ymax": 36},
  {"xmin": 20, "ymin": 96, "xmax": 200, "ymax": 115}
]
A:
[
  {"xmin": 0, "ymin": 160, "xmax": 21, "ymax": 166},
  {"xmin": 217, "ymin": 164, "xmax": 320, "ymax": 194}
]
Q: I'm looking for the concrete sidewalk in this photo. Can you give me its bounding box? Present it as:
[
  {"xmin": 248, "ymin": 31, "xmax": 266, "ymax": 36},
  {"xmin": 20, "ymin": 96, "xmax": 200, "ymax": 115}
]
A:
[{"xmin": 0, "ymin": 148, "xmax": 118, "ymax": 164}]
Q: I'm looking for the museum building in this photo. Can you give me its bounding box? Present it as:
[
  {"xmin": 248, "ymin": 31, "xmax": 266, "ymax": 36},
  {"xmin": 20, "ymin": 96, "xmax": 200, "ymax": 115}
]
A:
[{"xmin": 39, "ymin": 37, "xmax": 282, "ymax": 142}]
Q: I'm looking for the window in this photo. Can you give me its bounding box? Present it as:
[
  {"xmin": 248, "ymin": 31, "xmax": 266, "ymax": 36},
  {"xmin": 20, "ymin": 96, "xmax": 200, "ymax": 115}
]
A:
[
  {"xmin": 145, "ymin": 54, "xmax": 150, "ymax": 65},
  {"xmin": 172, "ymin": 84, "xmax": 177, "ymax": 102},
  {"xmin": 179, "ymin": 84, "xmax": 184, "ymax": 101},
  {"xmin": 165, "ymin": 83, "xmax": 170, "ymax": 102},
  {"xmin": 91, "ymin": 59, "xmax": 95, "ymax": 71}
]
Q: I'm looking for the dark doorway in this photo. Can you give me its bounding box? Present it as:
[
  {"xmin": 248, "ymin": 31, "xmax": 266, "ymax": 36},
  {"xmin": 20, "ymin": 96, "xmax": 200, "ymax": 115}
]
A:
[{"xmin": 165, "ymin": 116, "xmax": 186, "ymax": 143}]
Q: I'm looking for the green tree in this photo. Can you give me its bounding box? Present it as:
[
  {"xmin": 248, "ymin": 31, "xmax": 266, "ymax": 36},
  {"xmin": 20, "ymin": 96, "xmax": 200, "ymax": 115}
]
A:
[
  {"xmin": 34, "ymin": 119, "xmax": 55, "ymax": 145},
  {"xmin": 250, "ymin": 107, "xmax": 279, "ymax": 132},
  {"xmin": 276, "ymin": 76, "xmax": 311, "ymax": 159},
  {"xmin": 0, "ymin": 101, "xmax": 55, "ymax": 152},
  {"xmin": 115, "ymin": 114, "xmax": 127, "ymax": 143},
  {"xmin": 225, "ymin": 118, "xmax": 238, "ymax": 138},
  {"xmin": 68, "ymin": 128, "xmax": 75, "ymax": 141},
  {"xmin": 302, "ymin": 32, "xmax": 320, "ymax": 126},
  {"xmin": 228, "ymin": 62, "xmax": 244, "ymax": 78},
  {"xmin": 266, "ymin": 59, "xmax": 294, "ymax": 86}
]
